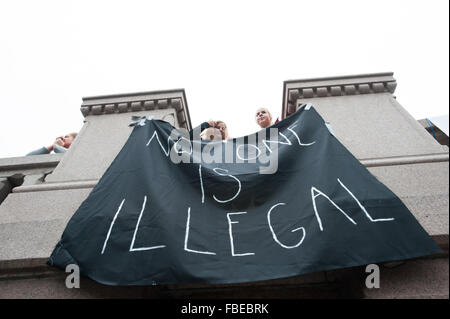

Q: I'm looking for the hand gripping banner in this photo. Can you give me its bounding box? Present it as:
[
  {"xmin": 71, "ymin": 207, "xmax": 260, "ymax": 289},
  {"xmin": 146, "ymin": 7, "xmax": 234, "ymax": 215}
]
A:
[{"xmin": 48, "ymin": 106, "xmax": 441, "ymax": 285}]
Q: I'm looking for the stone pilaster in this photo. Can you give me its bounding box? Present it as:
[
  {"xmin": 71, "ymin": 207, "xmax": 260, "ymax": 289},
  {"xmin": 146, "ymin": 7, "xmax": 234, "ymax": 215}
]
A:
[
  {"xmin": 283, "ymin": 73, "xmax": 397, "ymax": 118},
  {"xmin": 0, "ymin": 89, "xmax": 192, "ymax": 273},
  {"xmin": 283, "ymin": 73, "xmax": 448, "ymax": 298}
]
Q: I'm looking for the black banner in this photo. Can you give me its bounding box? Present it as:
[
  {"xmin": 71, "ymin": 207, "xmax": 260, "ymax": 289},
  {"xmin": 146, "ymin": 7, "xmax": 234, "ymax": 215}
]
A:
[{"xmin": 48, "ymin": 106, "xmax": 441, "ymax": 285}]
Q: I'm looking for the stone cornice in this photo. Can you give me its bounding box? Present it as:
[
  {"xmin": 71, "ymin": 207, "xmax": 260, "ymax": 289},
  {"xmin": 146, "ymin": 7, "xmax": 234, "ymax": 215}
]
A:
[
  {"xmin": 80, "ymin": 89, "xmax": 192, "ymax": 130},
  {"xmin": 282, "ymin": 73, "xmax": 397, "ymax": 118},
  {"xmin": 13, "ymin": 180, "xmax": 97, "ymax": 193},
  {"xmin": 0, "ymin": 154, "xmax": 62, "ymax": 172},
  {"xmin": 10, "ymin": 153, "xmax": 449, "ymax": 193}
]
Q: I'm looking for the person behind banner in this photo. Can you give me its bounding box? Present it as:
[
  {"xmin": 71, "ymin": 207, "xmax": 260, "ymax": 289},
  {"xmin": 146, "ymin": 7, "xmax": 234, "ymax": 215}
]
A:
[
  {"xmin": 255, "ymin": 108, "xmax": 279, "ymax": 129},
  {"xmin": 189, "ymin": 120, "xmax": 214, "ymax": 140},
  {"xmin": 215, "ymin": 121, "xmax": 229, "ymax": 140},
  {"xmin": 200, "ymin": 120, "xmax": 229, "ymax": 141},
  {"xmin": 27, "ymin": 132, "xmax": 78, "ymax": 156}
]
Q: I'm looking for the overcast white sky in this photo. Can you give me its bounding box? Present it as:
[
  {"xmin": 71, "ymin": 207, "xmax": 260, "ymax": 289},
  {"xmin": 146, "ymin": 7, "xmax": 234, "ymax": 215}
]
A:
[{"xmin": 0, "ymin": 0, "xmax": 448, "ymax": 158}]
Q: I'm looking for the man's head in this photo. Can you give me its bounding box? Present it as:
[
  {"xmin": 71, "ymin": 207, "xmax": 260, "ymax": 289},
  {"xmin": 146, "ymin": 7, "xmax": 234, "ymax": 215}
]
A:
[
  {"xmin": 215, "ymin": 121, "xmax": 229, "ymax": 140},
  {"xmin": 255, "ymin": 108, "xmax": 273, "ymax": 128},
  {"xmin": 61, "ymin": 132, "xmax": 78, "ymax": 148}
]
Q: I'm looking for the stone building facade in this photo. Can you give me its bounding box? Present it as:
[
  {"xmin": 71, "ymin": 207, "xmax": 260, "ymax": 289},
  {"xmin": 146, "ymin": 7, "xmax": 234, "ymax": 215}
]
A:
[{"xmin": 0, "ymin": 73, "xmax": 448, "ymax": 298}]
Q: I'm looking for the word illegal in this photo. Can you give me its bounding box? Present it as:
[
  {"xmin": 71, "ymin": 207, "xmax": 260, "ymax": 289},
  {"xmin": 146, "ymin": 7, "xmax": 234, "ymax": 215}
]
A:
[{"xmin": 101, "ymin": 173, "xmax": 394, "ymax": 256}]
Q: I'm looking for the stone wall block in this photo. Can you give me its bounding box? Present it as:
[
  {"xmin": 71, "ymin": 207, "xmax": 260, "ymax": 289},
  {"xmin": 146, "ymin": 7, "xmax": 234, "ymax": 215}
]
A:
[
  {"xmin": 387, "ymin": 81, "xmax": 397, "ymax": 93},
  {"xmin": 330, "ymin": 86, "xmax": 342, "ymax": 96},
  {"xmin": 177, "ymin": 111, "xmax": 186, "ymax": 125},
  {"xmin": 104, "ymin": 104, "xmax": 115, "ymax": 114},
  {"xmin": 80, "ymin": 106, "xmax": 90, "ymax": 117},
  {"xmin": 117, "ymin": 103, "xmax": 128, "ymax": 113},
  {"xmin": 130, "ymin": 101, "xmax": 142, "ymax": 111},
  {"xmin": 316, "ymin": 87, "xmax": 328, "ymax": 97},
  {"xmin": 289, "ymin": 89, "xmax": 300, "ymax": 102},
  {"xmin": 358, "ymin": 84, "xmax": 371, "ymax": 94},
  {"xmin": 171, "ymin": 99, "xmax": 182, "ymax": 111},
  {"xmin": 344, "ymin": 85, "xmax": 356, "ymax": 95},
  {"xmin": 144, "ymin": 101, "xmax": 155, "ymax": 110},
  {"xmin": 303, "ymin": 88, "xmax": 314, "ymax": 98},
  {"xmin": 157, "ymin": 99, "xmax": 168, "ymax": 109},
  {"xmin": 372, "ymin": 82, "xmax": 386, "ymax": 93},
  {"xmin": 91, "ymin": 105, "xmax": 103, "ymax": 115}
]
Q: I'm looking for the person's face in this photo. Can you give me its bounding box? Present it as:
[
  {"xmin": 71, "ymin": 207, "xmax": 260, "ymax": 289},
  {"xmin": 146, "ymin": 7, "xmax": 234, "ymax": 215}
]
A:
[
  {"xmin": 216, "ymin": 122, "xmax": 226, "ymax": 133},
  {"xmin": 215, "ymin": 122, "xmax": 227, "ymax": 139},
  {"xmin": 255, "ymin": 109, "xmax": 272, "ymax": 128},
  {"xmin": 62, "ymin": 134, "xmax": 75, "ymax": 148}
]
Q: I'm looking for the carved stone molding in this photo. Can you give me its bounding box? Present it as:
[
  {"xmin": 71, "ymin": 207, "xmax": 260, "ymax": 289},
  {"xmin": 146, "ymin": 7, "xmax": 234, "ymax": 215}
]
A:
[
  {"xmin": 80, "ymin": 89, "xmax": 192, "ymax": 130},
  {"xmin": 282, "ymin": 73, "xmax": 397, "ymax": 118}
]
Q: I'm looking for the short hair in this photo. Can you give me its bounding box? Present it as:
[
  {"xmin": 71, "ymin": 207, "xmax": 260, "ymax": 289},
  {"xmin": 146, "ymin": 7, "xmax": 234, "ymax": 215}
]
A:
[
  {"xmin": 68, "ymin": 132, "xmax": 78, "ymax": 139},
  {"xmin": 215, "ymin": 120, "xmax": 226, "ymax": 128},
  {"xmin": 255, "ymin": 107, "xmax": 272, "ymax": 122}
]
